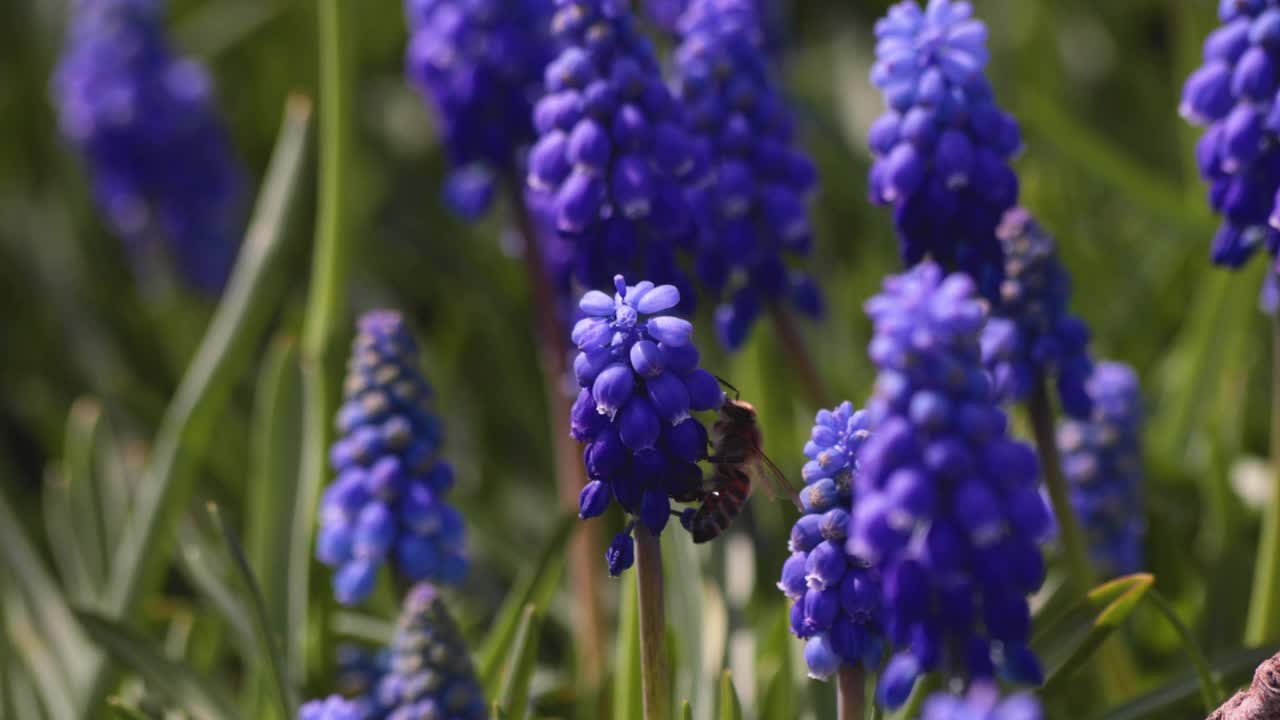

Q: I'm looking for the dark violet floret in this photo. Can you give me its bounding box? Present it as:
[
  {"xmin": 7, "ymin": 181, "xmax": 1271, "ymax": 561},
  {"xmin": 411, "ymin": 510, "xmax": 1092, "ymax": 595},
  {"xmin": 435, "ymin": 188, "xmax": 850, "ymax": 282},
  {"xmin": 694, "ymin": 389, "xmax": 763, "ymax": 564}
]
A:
[
  {"xmin": 405, "ymin": 0, "xmax": 553, "ymax": 218},
  {"xmin": 571, "ymin": 275, "xmax": 722, "ymax": 574},
  {"xmin": 981, "ymin": 208, "xmax": 1093, "ymax": 418},
  {"xmin": 852, "ymin": 262, "xmax": 1051, "ymax": 707},
  {"xmin": 373, "ymin": 583, "xmax": 486, "ymax": 719},
  {"xmin": 920, "ymin": 683, "xmax": 1043, "ymax": 720},
  {"xmin": 53, "ymin": 0, "xmax": 245, "ymax": 292},
  {"xmin": 673, "ymin": 0, "xmax": 823, "ymax": 350},
  {"xmin": 527, "ymin": 0, "xmax": 700, "ymax": 311},
  {"xmin": 867, "ymin": 0, "xmax": 1020, "ymax": 299},
  {"xmin": 1180, "ymin": 1, "xmax": 1280, "ymax": 283},
  {"xmin": 779, "ymin": 401, "xmax": 886, "ymax": 679},
  {"xmin": 317, "ymin": 311, "xmax": 468, "ymax": 605},
  {"xmin": 1058, "ymin": 362, "xmax": 1145, "ymax": 579}
]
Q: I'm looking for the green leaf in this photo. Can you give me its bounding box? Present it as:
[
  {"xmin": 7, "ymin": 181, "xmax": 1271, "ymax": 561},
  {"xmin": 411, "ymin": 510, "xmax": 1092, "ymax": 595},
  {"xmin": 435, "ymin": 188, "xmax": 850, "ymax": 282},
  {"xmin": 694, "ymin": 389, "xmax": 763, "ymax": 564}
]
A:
[
  {"xmin": 613, "ymin": 571, "xmax": 642, "ymax": 720},
  {"xmin": 718, "ymin": 670, "xmax": 742, "ymax": 720},
  {"xmin": 496, "ymin": 605, "xmax": 541, "ymax": 719},
  {"xmin": 1033, "ymin": 573, "xmax": 1155, "ymax": 692},
  {"xmin": 174, "ymin": 519, "xmax": 255, "ymax": 656},
  {"xmin": 491, "ymin": 703, "xmax": 508, "ymax": 720},
  {"xmin": 105, "ymin": 697, "xmax": 151, "ymax": 720},
  {"xmin": 208, "ymin": 504, "xmax": 297, "ymax": 717},
  {"xmin": 64, "ymin": 398, "xmax": 109, "ymax": 591},
  {"xmin": 681, "ymin": 700, "xmax": 693, "ymax": 720},
  {"xmin": 42, "ymin": 467, "xmax": 95, "ymax": 604},
  {"xmin": 2, "ymin": 582, "xmax": 78, "ymax": 720},
  {"xmin": 245, "ymin": 336, "xmax": 303, "ymax": 684},
  {"xmin": 1089, "ymin": 646, "xmax": 1273, "ymax": 720},
  {"xmin": 756, "ymin": 609, "xmax": 796, "ymax": 720},
  {"xmin": 663, "ymin": 529, "xmax": 705, "ymax": 719},
  {"xmin": 86, "ymin": 95, "xmax": 313, "ymax": 713},
  {"xmin": 478, "ymin": 513, "xmax": 575, "ymax": 691},
  {"xmin": 74, "ymin": 611, "xmax": 238, "ymax": 720}
]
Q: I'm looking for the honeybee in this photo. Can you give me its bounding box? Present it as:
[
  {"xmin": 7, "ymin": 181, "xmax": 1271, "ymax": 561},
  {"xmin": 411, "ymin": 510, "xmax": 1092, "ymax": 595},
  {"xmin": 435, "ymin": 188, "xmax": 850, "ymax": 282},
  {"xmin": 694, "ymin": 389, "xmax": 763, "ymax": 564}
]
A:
[{"xmin": 682, "ymin": 382, "xmax": 800, "ymax": 543}]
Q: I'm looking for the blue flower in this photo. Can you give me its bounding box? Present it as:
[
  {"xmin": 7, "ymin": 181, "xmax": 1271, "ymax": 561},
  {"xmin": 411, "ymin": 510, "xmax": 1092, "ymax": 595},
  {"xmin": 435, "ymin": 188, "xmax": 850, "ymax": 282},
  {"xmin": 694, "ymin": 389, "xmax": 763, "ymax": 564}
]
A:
[
  {"xmin": 981, "ymin": 209, "xmax": 1093, "ymax": 419},
  {"xmin": 405, "ymin": 0, "xmax": 553, "ymax": 218},
  {"xmin": 527, "ymin": 0, "xmax": 701, "ymax": 311},
  {"xmin": 921, "ymin": 683, "xmax": 1043, "ymax": 720},
  {"xmin": 852, "ymin": 262, "xmax": 1050, "ymax": 707},
  {"xmin": 1058, "ymin": 362, "xmax": 1145, "ymax": 579},
  {"xmin": 571, "ymin": 275, "xmax": 722, "ymax": 573},
  {"xmin": 1181, "ymin": 2, "xmax": 1280, "ymax": 275},
  {"xmin": 373, "ymin": 583, "xmax": 486, "ymax": 719},
  {"xmin": 867, "ymin": 0, "xmax": 1020, "ymax": 298},
  {"xmin": 780, "ymin": 402, "xmax": 886, "ymax": 679},
  {"xmin": 53, "ymin": 0, "xmax": 245, "ymax": 292},
  {"xmin": 298, "ymin": 696, "xmax": 371, "ymax": 720},
  {"xmin": 672, "ymin": 0, "xmax": 823, "ymax": 350},
  {"xmin": 317, "ymin": 311, "xmax": 468, "ymax": 605}
]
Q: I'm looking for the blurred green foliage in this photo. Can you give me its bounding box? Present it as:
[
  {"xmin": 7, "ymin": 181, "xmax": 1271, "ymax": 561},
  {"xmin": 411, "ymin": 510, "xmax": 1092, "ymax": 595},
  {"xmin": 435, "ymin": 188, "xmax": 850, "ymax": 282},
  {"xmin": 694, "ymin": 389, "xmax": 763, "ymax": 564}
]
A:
[{"xmin": 0, "ymin": 1, "xmax": 1273, "ymax": 719}]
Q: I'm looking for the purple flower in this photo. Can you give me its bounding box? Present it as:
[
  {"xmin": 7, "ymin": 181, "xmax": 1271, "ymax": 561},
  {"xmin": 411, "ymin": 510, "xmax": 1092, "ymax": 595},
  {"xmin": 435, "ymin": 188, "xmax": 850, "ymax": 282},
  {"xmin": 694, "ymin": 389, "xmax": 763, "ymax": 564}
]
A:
[
  {"xmin": 853, "ymin": 262, "xmax": 1049, "ymax": 707},
  {"xmin": 981, "ymin": 209, "xmax": 1094, "ymax": 418},
  {"xmin": 780, "ymin": 402, "xmax": 886, "ymax": 679},
  {"xmin": 297, "ymin": 696, "xmax": 371, "ymax": 720},
  {"xmin": 527, "ymin": 0, "xmax": 700, "ymax": 312},
  {"xmin": 672, "ymin": 0, "xmax": 823, "ymax": 350},
  {"xmin": 405, "ymin": 0, "xmax": 553, "ymax": 218},
  {"xmin": 53, "ymin": 0, "xmax": 245, "ymax": 292},
  {"xmin": 921, "ymin": 683, "xmax": 1043, "ymax": 720},
  {"xmin": 867, "ymin": 0, "xmax": 1020, "ymax": 299},
  {"xmin": 1058, "ymin": 362, "xmax": 1145, "ymax": 579},
  {"xmin": 572, "ymin": 276, "xmax": 722, "ymax": 572},
  {"xmin": 1180, "ymin": 1, "xmax": 1280, "ymax": 282},
  {"xmin": 317, "ymin": 311, "xmax": 468, "ymax": 605}
]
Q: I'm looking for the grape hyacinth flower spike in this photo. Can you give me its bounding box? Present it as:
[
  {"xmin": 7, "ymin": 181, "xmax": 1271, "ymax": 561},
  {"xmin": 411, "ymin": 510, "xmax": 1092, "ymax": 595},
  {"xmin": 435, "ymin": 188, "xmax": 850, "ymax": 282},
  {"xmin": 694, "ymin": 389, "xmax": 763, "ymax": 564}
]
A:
[
  {"xmin": 571, "ymin": 275, "xmax": 724, "ymax": 574},
  {"xmin": 405, "ymin": 0, "xmax": 553, "ymax": 218},
  {"xmin": 672, "ymin": 0, "xmax": 824, "ymax": 350},
  {"xmin": 981, "ymin": 208, "xmax": 1094, "ymax": 419},
  {"xmin": 867, "ymin": 0, "xmax": 1021, "ymax": 298},
  {"xmin": 921, "ymin": 683, "xmax": 1043, "ymax": 720},
  {"xmin": 778, "ymin": 401, "xmax": 886, "ymax": 679},
  {"xmin": 852, "ymin": 262, "xmax": 1053, "ymax": 707},
  {"xmin": 373, "ymin": 583, "xmax": 486, "ymax": 718},
  {"xmin": 527, "ymin": 0, "xmax": 702, "ymax": 308},
  {"xmin": 297, "ymin": 696, "xmax": 370, "ymax": 720},
  {"xmin": 1058, "ymin": 362, "xmax": 1145, "ymax": 580},
  {"xmin": 1180, "ymin": 0, "xmax": 1280, "ymax": 298},
  {"xmin": 53, "ymin": 0, "xmax": 245, "ymax": 292},
  {"xmin": 316, "ymin": 311, "xmax": 468, "ymax": 605}
]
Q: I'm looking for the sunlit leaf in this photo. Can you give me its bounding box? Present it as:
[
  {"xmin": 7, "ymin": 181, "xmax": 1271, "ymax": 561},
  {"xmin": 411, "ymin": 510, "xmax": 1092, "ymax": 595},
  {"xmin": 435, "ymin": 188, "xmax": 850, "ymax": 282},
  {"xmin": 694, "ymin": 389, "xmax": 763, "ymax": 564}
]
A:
[
  {"xmin": 1033, "ymin": 573, "xmax": 1154, "ymax": 692},
  {"xmin": 496, "ymin": 605, "xmax": 541, "ymax": 719}
]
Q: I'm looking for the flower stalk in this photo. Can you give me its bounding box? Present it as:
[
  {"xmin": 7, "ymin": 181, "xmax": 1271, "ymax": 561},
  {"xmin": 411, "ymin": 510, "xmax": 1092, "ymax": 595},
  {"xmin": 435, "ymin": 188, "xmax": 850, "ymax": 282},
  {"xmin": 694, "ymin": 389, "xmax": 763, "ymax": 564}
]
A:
[
  {"xmin": 508, "ymin": 179, "xmax": 606, "ymax": 682},
  {"xmin": 836, "ymin": 666, "xmax": 866, "ymax": 720},
  {"xmin": 633, "ymin": 522, "xmax": 670, "ymax": 720},
  {"xmin": 1026, "ymin": 376, "xmax": 1094, "ymax": 594},
  {"xmin": 767, "ymin": 302, "xmax": 829, "ymax": 408},
  {"xmin": 1246, "ymin": 313, "xmax": 1280, "ymax": 644}
]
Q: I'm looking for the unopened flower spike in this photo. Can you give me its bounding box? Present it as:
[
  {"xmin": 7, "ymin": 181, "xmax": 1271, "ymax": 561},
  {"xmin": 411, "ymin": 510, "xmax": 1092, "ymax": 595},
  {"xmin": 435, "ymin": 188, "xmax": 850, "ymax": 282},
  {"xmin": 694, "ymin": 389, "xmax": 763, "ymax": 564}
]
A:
[
  {"xmin": 316, "ymin": 311, "xmax": 468, "ymax": 605},
  {"xmin": 1058, "ymin": 362, "xmax": 1146, "ymax": 579},
  {"xmin": 527, "ymin": 0, "xmax": 702, "ymax": 311},
  {"xmin": 672, "ymin": 0, "xmax": 824, "ymax": 350},
  {"xmin": 867, "ymin": 0, "xmax": 1021, "ymax": 299},
  {"xmin": 778, "ymin": 401, "xmax": 886, "ymax": 680},
  {"xmin": 53, "ymin": 0, "xmax": 245, "ymax": 292},
  {"xmin": 981, "ymin": 208, "xmax": 1094, "ymax": 418},
  {"xmin": 571, "ymin": 275, "xmax": 724, "ymax": 572},
  {"xmin": 1181, "ymin": 0, "xmax": 1280, "ymax": 300},
  {"xmin": 853, "ymin": 262, "xmax": 1051, "ymax": 708},
  {"xmin": 405, "ymin": 0, "xmax": 553, "ymax": 218},
  {"xmin": 921, "ymin": 683, "xmax": 1043, "ymax": 720}
]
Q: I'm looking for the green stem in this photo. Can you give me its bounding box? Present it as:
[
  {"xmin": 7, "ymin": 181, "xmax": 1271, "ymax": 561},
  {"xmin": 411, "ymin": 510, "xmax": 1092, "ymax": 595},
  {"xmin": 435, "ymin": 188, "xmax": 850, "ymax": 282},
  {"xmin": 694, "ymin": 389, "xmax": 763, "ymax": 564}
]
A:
[
  {"xmin": 507, "ymin": 180, "xmax": 606, "ymax": 682},
  {"xmin": 1246, "ymin": 313, "xmax": 1280, "ymax": 644},
  {"xmin": 766, "ymin": 303, "xmax": 829, "ymax": 408},
  {"xmin": 634, "ymin": 523, "xmax": 670, "ymax": 720},
  {"xmin": 293, "ymin": 0, "xmax": 354, "ymax": 688},
  {"xmin": 1026, "ymin": 377, "xmax": 1095, "ymax": 594},
  {"xmin": 835, "ymin": 666, "xmax": 865, "ymax": 720},
  {"xmin": 1147, "ymin": 588, "xmax": 1222, "ymax": 714}
]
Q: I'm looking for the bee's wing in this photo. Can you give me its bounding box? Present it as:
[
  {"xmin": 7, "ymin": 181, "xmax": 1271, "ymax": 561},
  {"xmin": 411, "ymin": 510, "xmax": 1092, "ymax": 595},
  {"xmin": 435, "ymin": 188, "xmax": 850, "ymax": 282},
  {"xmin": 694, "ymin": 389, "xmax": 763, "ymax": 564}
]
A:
[{"xmin": 747, "ymin": 452, "xmax": 802, "ymax": 511}]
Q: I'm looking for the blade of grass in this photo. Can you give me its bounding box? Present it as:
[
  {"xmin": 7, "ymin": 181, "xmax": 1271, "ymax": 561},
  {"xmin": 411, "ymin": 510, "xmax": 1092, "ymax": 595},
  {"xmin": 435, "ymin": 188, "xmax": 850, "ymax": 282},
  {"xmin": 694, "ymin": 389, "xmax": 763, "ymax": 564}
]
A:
[
  {"xmin": 174, "ymin": 518, "xmax": 255, "ymax": 657},
  {"xmin": 42, "ymin": 466, "xmax": 95, "ymax": 604},
  {"xmin": 65, "ymin": 398, "xmax": 109, "ymax": 591},
  {"xmin": 1033, "ymin": 574, "xmax": 1154, "ymax": 693},
  {"xmin": 718, "ymin": 670, "xmax": 742, "ymax": 720},
  {"xmin": 663, "ymin": 528, "xmax": 705, "ymax": 718},
  {"xmin": 2, "ymin": 582, "xmax": 78, "ymax": 720},
  {"xmin": 1089, "ymin": 647, "xmax": 1273, "ymax": 720},
  {"xmin": 105, "ymin": 698, "xmax": 151, "ymax": 720},
  {"xmin": 208, "ymin": 503, "xmax": 297, "ymax": 718},
  {"xmin": 1145, "ymin": 588, "xmax": 1222, "ymax": 713},
  {"xmin": 75, "ymin": 611, "xmax": 239, "ymax": 720},
  {"xmin": 615, "ymin": 570, "xmax": 642, "ymax": 720},
  {"xmin": 87, "ymin": 95, "xmax": 313, "ymax": 714},
  {"xmin": 496, "ymin": 605, "xmax": 541, "ymax": 719}
]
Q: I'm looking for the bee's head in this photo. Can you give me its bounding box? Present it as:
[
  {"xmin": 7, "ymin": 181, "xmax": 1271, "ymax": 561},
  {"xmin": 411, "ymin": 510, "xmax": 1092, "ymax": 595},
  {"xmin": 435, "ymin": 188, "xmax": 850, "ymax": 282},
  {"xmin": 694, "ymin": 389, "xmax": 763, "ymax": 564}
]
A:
[{"xmin": 723, "ymin": 397, "xmax": 756, "ymax": 419}]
